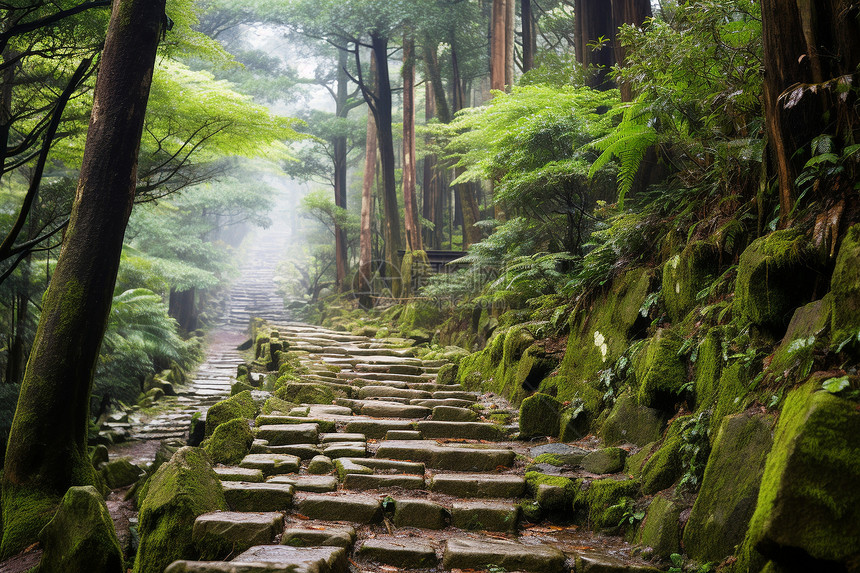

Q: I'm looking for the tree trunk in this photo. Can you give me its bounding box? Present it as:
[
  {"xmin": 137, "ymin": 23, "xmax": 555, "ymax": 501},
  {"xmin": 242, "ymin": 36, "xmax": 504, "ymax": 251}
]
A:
[
  {"xmin": 168, "ymin": 287, "xmax": 197, "ymax": 333},
  {"xmin": 423, "ymin": 39, "xmax": 451, "ymax": 123},
  {"xmin": 505, "ymin": 0, "xmax": 515, "ymax": 87},
  {"xmin": 490, "ymin": 0, "xmax": 506, "ymax": 91},
  {"xmin": 369, "ymin": 33, "xmax": 402, "ymax": 295},
  {"xmin": 761, "ymin": 0, "xmax": 860, "ymax": 226},
  {"xmin": 332, "ymin": 49, "xmax": 350, "ymax": 289},
  {"xmin": 610, "ymin": 0, "xmax": 652, "ymax": 101},
  {"xmin": 402, "ymin": 36, "xmax": 421, "ymax": 253},
  {"xmin": 521, "ymin": 0, "xmax": 536, "ymax": 73},
  {"xmin": 1, "ymin": 0, "xmax": 165, "ymax": 558},
  {"xmin": 574, "ymin": 0, "xmax": 616, "ymax": 89},
  {"xmin": 357, "ymin": 79, "xmax": 377, "ymax": 308}
]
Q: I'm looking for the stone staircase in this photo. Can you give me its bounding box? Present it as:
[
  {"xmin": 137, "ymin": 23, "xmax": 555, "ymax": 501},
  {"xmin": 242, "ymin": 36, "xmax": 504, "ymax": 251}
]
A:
[{"xmin": 163, "ymin": 324, "xmax": 659, "ymax": 573}]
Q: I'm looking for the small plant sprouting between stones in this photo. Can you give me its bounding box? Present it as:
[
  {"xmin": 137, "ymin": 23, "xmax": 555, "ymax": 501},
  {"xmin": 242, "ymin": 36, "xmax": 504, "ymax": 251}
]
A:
[{"xmin": 678, "ymin": 411, "xmax": 711, "ymax": 491}]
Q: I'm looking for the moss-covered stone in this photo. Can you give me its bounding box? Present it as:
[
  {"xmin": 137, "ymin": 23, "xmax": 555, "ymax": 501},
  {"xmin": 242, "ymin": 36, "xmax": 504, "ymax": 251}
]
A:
[
  {"xmin": 693, "ymin": 329, "xmax": 723, "ymax": 409},
  {"xmin": 524, "ymin": 472, "xmax": 579, "ymax": 510},
  {"xmin": 662, "ymin": 241, "xmax": 720, "ymax": 324},
  {"xmin": 274, "ymin": 383, "xmax": 336, "ymax": 405},
  {"xmin": 599, "ymin": 392, "xmax": 665, "ymax": 447},
  {"xmin": 553, "ymin": 268, "xmax": 653, "ymax": 410},
  {"xmin": 768, "ymin": 297, "xmax": 831, "ymax": 383},
  {"xmin": 519, "ymin": 393, "xmax": 562, "ymax": 438},
  {"xmin": 639, "ymin": 418, "xmax": 686, "ymax": 495},
  {"xmin": 574, "ymin": 477, "xmax": 640, "ymax": 529},
  {"xmin": 633, "ymin": 328, "xmax": 686, "ymax": 409},
  {"xmin": 581, "ymin": 447, "xmax": 627, "ymax": 475},
  {"xmin": 230, "ymin": 381, "xmax": 255, "ymax": 396},
  {"xmin": 683, "ymin": 412, "xmax": 773, "ymax": 564},
  {"xmin": 830, "ymin": 223, "xmax": 860, "ymax": 354},
  {"xmin": 735, "ymin": 230, "xmax": 818, "ymax": 331},
  {"xmin": 711, "ymin": 362, "xmax": 755, "ymax": 435},
  {"xmin": 38, "ymin": 485, "xmax": 123, "ymax": 573},
  {"xmin": 133, "ymin": 447, "xmax": 227, "ymax": 573},
  {"xmin": 559, "ymin": 405, "xmax": 589, "ymax": 442},
  {"xmin": 635, "ymin": 494, "xmax": 680, "ymax": 560},
  {"xmin": 101, "ymin": 458, "xmax": 144, "ymax": 489},
  {"xmin": 742, "ymin": 382, "xmax": 860, "ymax": 570},
  {"xmin": 203, "ymin": 419, "xmax": 254, "ymax": 466},
  {"xmin": 261, "ymin": 396, "xmax": 296, "ymax": 416},
  {"xmin": 436, "ymin": 363, "xmax": 458, "ymax": 386},
  {"xmin": 205, "ymin": 391, "xmax": 257, "ymax": 437}
]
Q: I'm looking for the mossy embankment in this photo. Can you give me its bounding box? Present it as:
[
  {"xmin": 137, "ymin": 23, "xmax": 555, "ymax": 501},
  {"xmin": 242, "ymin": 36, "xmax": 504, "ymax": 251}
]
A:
[{"xmin": 307, "ymin": 225, "xmax": 860, "ymax": 572}]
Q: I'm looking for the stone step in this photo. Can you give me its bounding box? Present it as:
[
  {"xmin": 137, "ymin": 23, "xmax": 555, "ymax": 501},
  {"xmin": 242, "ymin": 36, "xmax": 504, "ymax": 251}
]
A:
[
  {"xmin": 192, "ymin": 511, "xmax": 283, "ymax": 558},
  {"xmin": 343, "ymin": 419, "xmax": 416, "ymax": 438},
  {"xmin": 442, "ymin": 537, "xmax": 566, "ymax": 573},
  {"xmin": 375, "ymin": 441, "xmax": 516, "ymax": 471},
  {"xmin": 416, "ymin": 420, "xmax": 507, "ymax": 441},
  {"xmin": 357, "ymin": 385, "xmax": 433, "ymax": 400},
  {"xmin": 294, "ymin": 493, "xmax": 382, "ymax": 524},
  {"xmin": 428, "ymin": 473, "xmax": 526, "ymax": 498},
  {"xmin": 335, "ymin": 457, "xmax": 425, "ymax": 479},
  {"xmin": 451, "ymin": 500, "xmax": 520, "ymax": 532},
  {"xmin": 342, "ymin": 473, "xmax": 425, "ymax": 490},
  {"xmin": 336, "ymin": 371, "xmax": 435, "ymax": 383},
  {"xmin": 239, "ymin": 454, "xmax": 301, "ymax": 476},
  {"xmin": 214, "ymin": 467, "xmax": 264, "ymax": 482},
  {"xmin": 266, "ymin": 475, "xmax": 338, "ymax": 493},
  {"xmin": 281, "ymin": 524, "xmax": 356, "ymax": 548},
  {"xmin": 255, "ymin": 423, "xmax": 319, "ymax": 446},
  {"xmin": 221, "ymin": 481, "xmax": 294, "ymax": 511},
  {"xmin": 357, "ymin": 538, "xmax": 437, "ymax": 568}
]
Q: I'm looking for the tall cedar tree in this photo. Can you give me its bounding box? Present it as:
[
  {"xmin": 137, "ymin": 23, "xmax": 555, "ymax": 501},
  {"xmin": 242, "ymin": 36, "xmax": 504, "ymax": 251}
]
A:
[
  {"xmin": 0, "ymin": 0, "xmax": 165, "ymax": 557},
  {"xmin": 761, "ymin": 0, "xmax": 860, "ymax": 225}
]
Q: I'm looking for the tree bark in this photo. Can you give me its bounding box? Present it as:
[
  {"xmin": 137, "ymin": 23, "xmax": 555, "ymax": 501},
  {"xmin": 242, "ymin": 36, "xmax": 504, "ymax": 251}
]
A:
[
  {"xmin": 521, "ymin": 0, "xmax": 536, "ymax": 73},
  {"xmin": 761, "ymin": 0, "xmax": 860, "ymax": 225},
  {"xmin": 332, "ymin": 48, "xmax": 350, "ymax": 289},
  {"xmin": 490, "ymin": 0, "xmax": 506, "ymax": 91},
  {"xmin": 402, "ymin": 36, "xmax": 421, "ymax": 253},
  {"xmin": 357, "ymin": 66, "xmax": 378, "ymax": 308},
  {"xmin": 574, "ymin": 0, "xmax": 616, "ymax": 89},
  {"xmin": 505, "ymin": 0, "xmax": 515, "ymax": 87},
  {"xmin": 610, "ymin": 0, "xmax": 651, "ymax": 101},
  {"xmin": 368, "ymin": 33, "xmax": 402, "ymax": 295},
  {"xmin": 1, "ymin": 0, "xmax": 165, "ymax": 558}
]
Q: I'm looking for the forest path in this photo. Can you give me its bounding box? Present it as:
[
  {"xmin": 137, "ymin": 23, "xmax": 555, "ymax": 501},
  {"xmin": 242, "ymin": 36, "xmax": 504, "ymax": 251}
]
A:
[{"xmin": 112, "ymin": 209, "xmax": 295, "ymax": 463}]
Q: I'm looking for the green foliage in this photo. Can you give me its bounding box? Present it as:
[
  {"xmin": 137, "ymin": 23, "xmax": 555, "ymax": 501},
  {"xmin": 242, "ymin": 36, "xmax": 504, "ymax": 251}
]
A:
[
  {"xmin": 95, "ymin": 289, "xmax": 196, "ymax": 403},
  {"xmin": 677, "ymin": 411, "xmax": 712, "ymax": 491}
]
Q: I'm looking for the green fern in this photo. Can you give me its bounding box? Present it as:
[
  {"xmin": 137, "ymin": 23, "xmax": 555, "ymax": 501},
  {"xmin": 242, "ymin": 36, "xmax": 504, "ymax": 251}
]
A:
[{"xmin": 588, "ymin": 99, "xmax": 657, "ymax": 207}]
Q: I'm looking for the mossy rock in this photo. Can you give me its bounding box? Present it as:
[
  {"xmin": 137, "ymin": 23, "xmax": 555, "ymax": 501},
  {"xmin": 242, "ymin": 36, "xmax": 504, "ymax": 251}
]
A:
[
  {"xmin": 556, "ymin": 268, "xmax": 653, "ymax": 403},
  {"xmin": 436, "ymin": 363, "xmax": 458, "ymax": 386},
  {"xmin": 633, "ymin": 328, "xmax": 687, "ymax": 409},
  {"xmin": 711, "ymin": 362, "xmax": 755, "ymax": 435},
  {"xmin": 599, "ymin": 392, "xmax": 665, "ymax": 447},
  {"xmin": 662, "ymin": 241, "xmax": 720, "ymax": 324},
  {"xmin": 768, "ymin": 297, "xmax": 831, "ymax": 382},
  {"xmin": 683, "ymin": 411, "xmax": 773, "ymax": 564},
  {"xmin": 274, "ymin": 383, "xmax": 335, "ymax": 405},
  {"xmin": 635, "ymin": 494, "xmax": 680, "ymax": 560},
  {"xmin": 101, "ymin": 458, "xmax": 144, "ymax": 489},
  {"xmin": 693, "ymin": 329, "xmax": 723, "ymax": 409},
  {"xmin": 519, "ymin": 393, "xmax": 562, "ymax": 438},
  {"xmin": 524, "ymin": 471, "xmax": 579, "ymax": 508},
  {"xmin": 559, "ymin": 405, "xmax": 589, "ymax": 442},
  {"xmin": 230, "ymin": 381, "xmax": 255, "ymax": 396},
  {"xmin": 742, "ymin": 381, "xmax": 860, "ymax": 570},
  {"xmin": 735, "ymin": 230, "xmax": 818, "ymax": 332},
  {"xmin": 830, "ymin": 223, "xmax": 860, "ymax": 354},
  {"xmin": 581, "ymin": 447, "xmax": 627, "ymax": 475},
  {"xmin": 574, "ymin": 477, "xmax": 640, "ymax": 529},
  {"xmin": 38, "ymin": 485, "xmax": 123, "ymax": 573},
  {"xmin": 261, "ymin": 396, "xmax": 297, "ymax": 416},
  {"xmin": 134, "ymin": 447, "xmax": 226, "ymax": 573},
  {"xmin": 90, "ymin": 444, "xmax": 109, "ymax": 469},
  {"xmin": 205, "ymin": 391, "xmax": 257, "ymax": 437},
  {"xmin": 640, "ymin": 421, "xmax": 685, "ymax": 495},
  {"xmin": 204, "ymin": 419, "xmax": 254, "ymax": 466}
]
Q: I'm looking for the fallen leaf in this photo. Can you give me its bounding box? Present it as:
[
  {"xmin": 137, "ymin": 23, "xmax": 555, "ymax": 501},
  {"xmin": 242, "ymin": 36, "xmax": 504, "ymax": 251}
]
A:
[{"xmin": 293, "ymin": 513, "xmax": 310, "ymax": 520}]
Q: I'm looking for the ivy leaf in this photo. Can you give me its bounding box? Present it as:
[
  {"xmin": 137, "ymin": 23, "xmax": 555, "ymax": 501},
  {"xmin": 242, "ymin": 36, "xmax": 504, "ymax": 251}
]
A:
[{"xmin": 821, "ymin": 376, "xmax": 849, "ymax": 394}]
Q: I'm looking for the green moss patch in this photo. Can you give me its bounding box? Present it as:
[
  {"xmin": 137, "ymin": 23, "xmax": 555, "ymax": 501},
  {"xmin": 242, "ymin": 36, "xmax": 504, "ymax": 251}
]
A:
[
  {"xmin": 735, "ymin": 230, "xmax": 818, "ymax": 332},
  {"xmin": 599, "ymin": 392, "xmax": 665, "ymax": 447},
  {"xmin": 133, "ymin": 447, "xmax": 226, "ymax": 573},
  {"xmin": 38, "ymin": 485, "xmax": 123, "ymax": 573},
  {"xmin": 830, "ymin": 223, "xmax": 860, "ymax": 354},
  {"xmin": 635, "ymin": 494, "xmax": 681, "ymax": 560},
  {"xmin": 662, "ymin": 241, "xmax": 720, "ymax": 324},
  {"xmin": 204, "ymin": 419, "xmax": 254, "ymax": 465},
  {"xmin": 682, "ymin": 411, "xmax": 773, "ymax": 564},
  {"xmin": 633, "ymin": 329, "xmax": 687, "ymax": 409},
  {"xmin": 574, "ymin": 477, "xmax": 640, "ymax": 529},
  {"xmin": 519, "ymin": 393, "xmax": 562, "ymax": 438},
  {"xmin": 744, "ymin": 382, "xmax": 860, "ymax": 569},
  {"xmin": 205, "ymin": 391, "xmax": 257, "ymax": 437}
]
